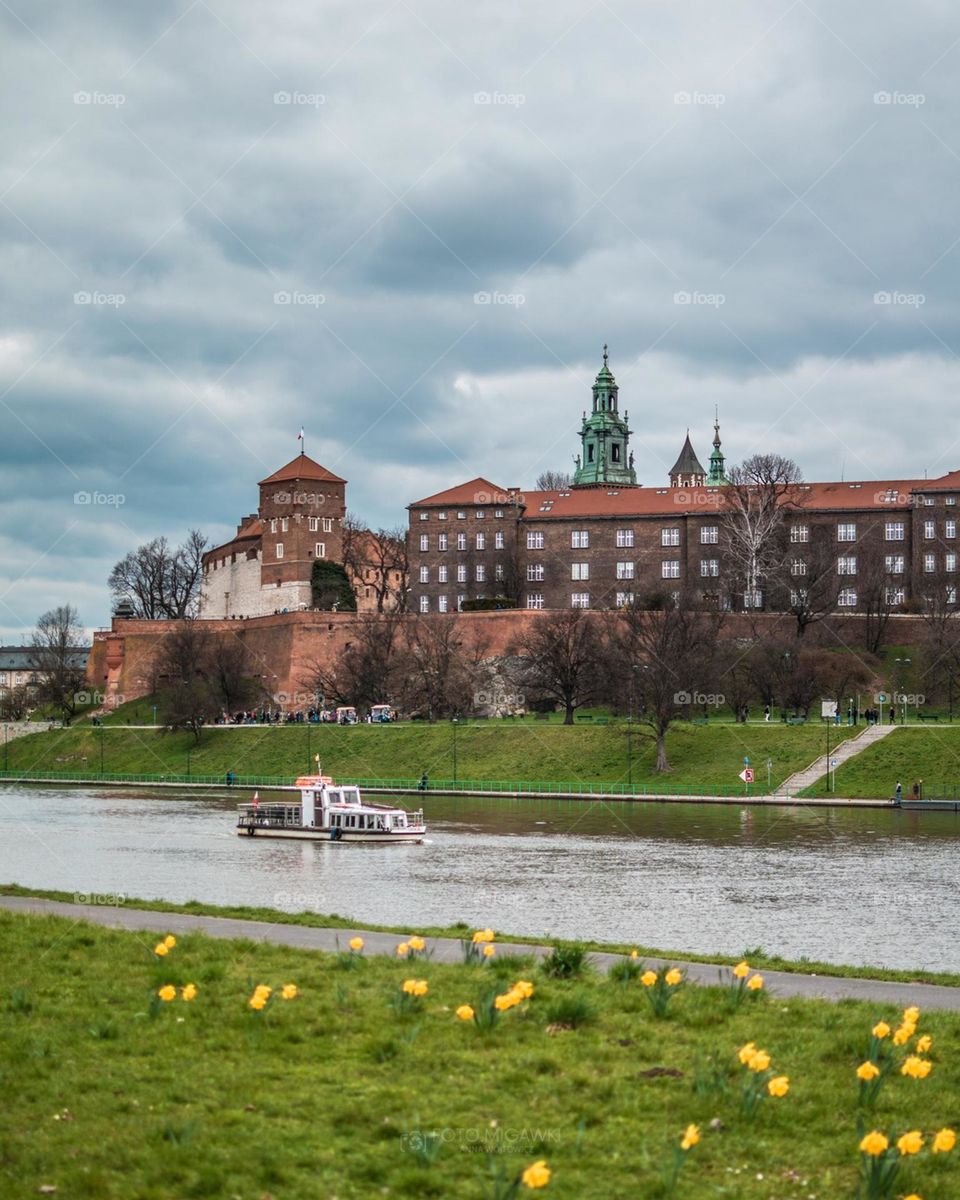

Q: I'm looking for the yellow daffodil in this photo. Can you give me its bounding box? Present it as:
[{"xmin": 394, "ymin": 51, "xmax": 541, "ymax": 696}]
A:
[
  {"xmin": 401, "ymin": 979, "xmax": 417, "ymax": 995},
  {"xmin": 737, "ymin": 1041, "xmax": 757, "ymax": 1065},
  {"xmin": 249, "ymin": 994, "xmax": 267, "ymax": 1011},
  {"xmin": 153, "ymin": 942, "xmax": 169, "ymax": 957},
  {"xmin": 902, "ymin": 1194, "xmax": 923, "ymax": 1200},
  {"xmin": 629, "ymin": 949, "xmax": 639, "ymax": 960},
  {"xmin": 495, "ymin": 992, "xmax": 519, "ymax": 1011},
  {"xmin": 746, "ymin": 974, "xmax": 764, "ymax": 991},
  {"xmin": 513, "ymin": 980, "xmax": 535, "ymax": 999},
  {"xmin": 520, "ymin": 1159, "xmax": 551, "ymax": 1189},
  {"xmin": 897, "ymin": 1130, "xmax": 924, "ymax": 1156},
  {"xmin": 413, "ymin": 980, "xmax": 428, "ymax": 997},
  {"xmin": 253, "ymin": 984, "xmax": 272, "ymax": 998},
  {"xmin": 767, "ymin": 1075, "xmax": 789, "ymax": 1097},
  {"xmin": 901, "ymin": 1055, "xmax": 932, "ymax": 1079},
  {"xmin": 903, "ymin": 1005, "xmax": 920, "ymax": 1024},
  {"xmin": 640, "ymin": 970, "xmax": 657, "ymax": 987},
  {"xmin": 280, "ymin": 984, "xmax": 298, "ymax": 1000},
  {"xmin": 472, "ymin": 928, "xmax": 495, "ymax": 944},
  {"xmin": 181, "ymin": 983, "xmax": 197, "ymax": 1001},
  {"xmin": 857, "ymin": 1061, "xmax": 880, "ymax": 1081},
  {"xmin": 860, "ymin": 1131, "xmax": 889, "ymax": 1156},
  {"xmin": 916, "ymin": 1034, "xmax": 932, "ymax": 1053},
  {"xmin": 664, "ymin": 968, "xmax": 682, "ymax": 986},
  {"xmin": 157, "ymin": 984, "xmax": 176, "ymax": 1002},
  {"xmin": 733, "ymin": 960, "xmax": 750, "ymax": 979},
  {"xmin": 456, "ymin": 1004, "xmax": 475, "ymax": 1021},
  {"xmin": 872, "ymin": 1021, "xmax": 891, "ymax": 1039},
  {"xmin": 409, "ymin": 936, "xmax": 425, "ymax": 951},
  {"xmin": 933, "ymin": 1128, "xmax": 956, "ymax": 1154},
  {"xmin": 893, "ymin": 1024, "xmax": 915, "ymax": 1046},
  {"xmin": 483, "ymin": 944, "xmax": 496, "ymax": 958},
  {"xmin": 680, "ymin": 1123, "xmax": 700, "ymax": 1150},
  {"xmin": 747, "ymin": 1049, "xmax": 771, "ymax": 1072},
  {"xmin": 163, "ymin": 935, "xmax": 176, "ymax": 949},
  {"xmin": 396, "ymin": 943, "xmax": 409, "ymax": 956},
  {"xmin": 348, "ymin": 936, "xmax": 364, "ymax": 952}
]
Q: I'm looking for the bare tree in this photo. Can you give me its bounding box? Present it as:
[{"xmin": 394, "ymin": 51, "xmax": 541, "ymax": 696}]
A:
[
  {"xmin": 109, "ymin": 530, "xmax": 208, "ymax": 619},
  {"xmin": 535, "ymin": 470, "xmax": 573, "ymax": 491},
  {"xmin": 0, "ymin": 684, "xmax": 32, "ymax": 721},
  {"xmin": 302, "ymin": 613, "xmax": 405, "ymax": 712},
  {"xmin": 858, "ymin": 539, "xmax": 897, "ymax": 655},
  {"xmin": 28, "ymin": 605, "xmax": 88, "ymax": 723},
  {"xmin": 153, "ymin": 622, "xmax": 262, "ymax": 736},
  {"xmin": 514, "ymin": 609, "xmax": 604, "ymax": 725},
  {"xmin": 918, "ymin": 576, "xmax": 960, "ymax": 718},
  {"xmin": 399, "ymin": 616, "xmax": 479, "ymax": 719},
  {"xmin": 770, "ymin": 531, "xmax": 840, "ymax": 637},
  {"xmin": 722, "ymin": 454, "xmax": 804, "ymax": 610}
]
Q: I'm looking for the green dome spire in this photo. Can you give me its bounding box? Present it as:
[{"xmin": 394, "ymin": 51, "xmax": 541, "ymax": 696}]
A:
[{"xmin": 572, "ymin": 346, "xmax": 637, "ymax": 488}]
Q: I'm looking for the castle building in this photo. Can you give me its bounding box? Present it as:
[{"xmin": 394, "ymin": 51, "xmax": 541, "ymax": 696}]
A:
[{"xmin": 407, "ymin": 349, "xmax": 960, "ymax": 615}]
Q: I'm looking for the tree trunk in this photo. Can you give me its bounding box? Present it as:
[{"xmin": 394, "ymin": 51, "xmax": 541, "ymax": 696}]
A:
[
  {"xmin": 655, "ymin": 731, "xmax": 671, "ymax": 773},
  {"xmin": 564, "ymin": 704, "xmax": 574, "ymax": 725}
]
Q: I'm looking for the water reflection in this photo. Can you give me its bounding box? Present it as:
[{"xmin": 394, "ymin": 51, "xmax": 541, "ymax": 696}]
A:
[{"xmin": 1, "ymin": 785, "xmax": 957, "ymax": 972}]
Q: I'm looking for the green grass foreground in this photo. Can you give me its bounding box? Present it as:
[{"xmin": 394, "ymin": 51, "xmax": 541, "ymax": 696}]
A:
[
  {"xmin": 1, "ymin": 721, "xmax": 858, "ymax": 792},
  {"xmin": 2, "ymin": 910, "xmax": 959, "ymax": 1199},
  {"xmin": 808, "ymin": 727, "xmax": 960, "ymax": 799}
]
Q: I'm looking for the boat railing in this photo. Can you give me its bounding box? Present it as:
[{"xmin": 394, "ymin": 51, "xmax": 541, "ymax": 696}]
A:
[{"xmin": 237, "ymin": 803, "xmax": 303, "ymax": 828}]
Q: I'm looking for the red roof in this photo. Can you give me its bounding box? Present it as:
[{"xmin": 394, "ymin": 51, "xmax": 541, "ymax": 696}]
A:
[
  {"xmin": 410, "ymin": 477, "xmax": 517, "ymax": 507},
  {"xmin": 259, "ymin": 453, "xmax": 346, "ymax": 486},
  {"xmin": 204, "ymin": 516, "xmax": 263, "ymax": 561}
]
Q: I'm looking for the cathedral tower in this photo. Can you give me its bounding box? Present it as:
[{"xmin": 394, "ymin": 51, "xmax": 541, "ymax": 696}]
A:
[{"xmin": 572, "ymin": 346, "xmax": 638, "ymax": 487}]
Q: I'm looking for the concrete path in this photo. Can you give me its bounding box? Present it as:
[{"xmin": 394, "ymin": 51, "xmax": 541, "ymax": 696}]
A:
[
  {"xmin": 781, "ymin": 723, "xmax": 898, "ymax": 796},
  {"xmin": 3, "ymin": 894, "xmax": 958, "ymax": 1012}
]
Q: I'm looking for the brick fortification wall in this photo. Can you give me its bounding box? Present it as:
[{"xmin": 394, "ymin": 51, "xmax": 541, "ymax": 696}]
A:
[{"xmin": 85, "ymin": 609, "xmax": 931, "ymax": 711}]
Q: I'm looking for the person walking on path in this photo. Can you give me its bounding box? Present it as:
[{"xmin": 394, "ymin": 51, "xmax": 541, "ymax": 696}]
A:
[
  {"xmin": 895, "ymin": 781, "xmax": 903, "ymax": 805},
  {"xmin": 764, "ymin": 704, "xmax": 771, "ymax": 723}
]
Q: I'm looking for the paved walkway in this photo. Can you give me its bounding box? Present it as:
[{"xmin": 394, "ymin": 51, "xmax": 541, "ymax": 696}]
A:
[
  {"xmin": 781, "ymin": 722, "xmax": 898, "ymax": 795},
  {"xmin": 3, "ymin": 894, "xmax": 959, "ymax": 1011}
]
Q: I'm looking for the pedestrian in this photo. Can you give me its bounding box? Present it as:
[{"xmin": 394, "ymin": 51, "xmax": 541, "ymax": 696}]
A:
[
  {"xmin": 895, "ymin": 780, "xmax": 902, "ymax": 804},
  {"xmin": 912, "ymin": 781, "xmax": 920, "ymax": 800},
  {"xmin": 764, "ymin": 704, "xmax": 771, "ymax": 723}
]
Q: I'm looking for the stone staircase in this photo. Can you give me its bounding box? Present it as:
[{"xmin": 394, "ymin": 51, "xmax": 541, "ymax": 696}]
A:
[{"xmin": 779, "ymin": 723, "xmax": 898, "ymax": 796}]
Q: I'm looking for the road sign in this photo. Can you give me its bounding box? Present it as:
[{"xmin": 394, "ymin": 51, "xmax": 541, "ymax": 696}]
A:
[
  {"xmin": 739, "ymin": 768, "xmax": 755, "ymax": 783},
  {"xmin": 876, "ymin": 693, "xmax": 887, "ymax": 704},
  {"xmin": 830, "ymin": 758, "xmax": 838, "ymax": 768},
  {"xmin": 743, "ymin": 756, "xmax": 750, "ymax": 766}
]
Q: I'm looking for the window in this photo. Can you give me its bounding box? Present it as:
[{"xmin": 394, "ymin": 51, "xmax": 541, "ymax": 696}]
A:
[
  {"xmin": 701, "ymin": 526, "xmax": 718, "ymax": 544},
  {"xmin": 438, "ymin": 511, "xmax": 447, "ymax": 521},
  {"xmin": 947, "ymin": 553, "xmax": 957, "ymax": 573},
  {"xmin": 457, "ymin": 565, "xmax": 467, "ymax": 583},
  {"xmin": 615, "ymin": 591, "xmax": 634, "ymax": 608},
  {"xmin": 838, "ymin": 555, "xmax": 857, "ymax": 575},
  {"xmin": 790, "ymin": 525, "xmax": 809, "ymax": 543},
  {"xmin": 315, "ymin": 542, "xmax": 325, "ymax": 558},
  {"xmin": 923, "ymin": 496, "xmax": 935, "ymax": 506},
  {"xmin": 419, "ymin": 566, "xmax": 429, "ymax": 583},
  {"xmin": 885, "ymin": 522, "xmax": 905, "ymax": 541},
  {"xmin": 438, "ymin": 565, "xmax": 448, "ymax": 583},
  {"xmin": 662, "ymin": 560, "xmax": 680, "ymax": 579},
  {"xmin": 475, "ymin": 533, "xmax": 486, "ymax": 550},
  {"xmin": 419, "ymin": 534, "xmax": 429, "ymax": 552},
  {"xmin": 281, "ymin": 517, "xmax": 289, "ymax": 532},
  {"xmin": 309, "ymin": 517, "xmax": 319, "ymax": 532},
  {"xmin": 322, "ymin": 518, "xmax": 333, "ymax": 533},
  {"xmin": 743, "ymin": 590, "xmax": 763, "ymax": 609},
  {"xmin": 270, "ymin": 518, "xmax": 277, "ymax": 533},
  {"xmin": 276, "ymin": 542, "xmax": 284, "ymax": 558},
  {"xmin": 886, "ymin": 586, "xmax": 905, "ymax": 606},
  {"xmin": 495, "ymin": 508, "xmax": 504, "ymax": 517},
  {"xmin": 475, "ymin": 564, "xmax": 485, "ymax": 582},
  {"xmin": 419, "ymin": 512, "xmax": 429, "ymax": 521},
  {"xmin": 571, "ymin": 562, "xmax": 589, "ymax": 581},
  {"xmin": 700, "ymin": 559, "xmax": 719, "ymax": 577},
  {"xmin": 476, "ymin": 510, "xmax": 485, "ymax": 520},
  {"xmin": 495, "ymin": 531, "xmax": 505, "ymax": 550},
  {"xmin": 526, "ymin": 593, "xmax": 544, "ymax": 609},
  {"xmin": 572, "ymin": 530, "xmax": 589, "ymax": 548},
  {"xmin": 456, "ymin": 511, "xmax": 465, "ymax": 519},
  {"xmin": 885, "ymin": 555, "xmax": 905, "ymax": 574},
  {"xmin": 438, "ymin": 533, "xmax": 448, "ymax": 551},
  {"xmin": 457, "ymin": 533, "xmax": 467, "ymax": 551},
  {"xmin": 791, "ymin": 558, "xmax": 807, "ymax": 576},
  {"xmin": 924, "ymin": 520, "xmax": 936, "ymax": 540},
  {"xmin": 837, "ymin": 523, "xmax": 856, "ymax": 542},
  {"xmin": 616, "ymin": 528, "xmax": 635, "ymax": 548},
  {"xmin": 790, "ymin": 589, "xmax": 808, "ymax": 606},
  {"xmin": 419, "ymin": 596, "xmax": 429, "ymax": 613},
  {"xmin": 457, "ymin": 594, "xmax": 466, "ymax": 610},
  {"xmin": 495, "ymin": 563, "xmax": 504, "ymax": 581},
  {"xmin": 838, "ymin": 588, "xmax": 857, "ymax": 607},
  {"xmin": 616, "ymin": 561, "xmax": 635, "ymax": 579},
  {"xmin": 438, "ymin": 595, "xmax": 448, "ymax": 613},
  {"xmin": 661, "ymin": 528, "xmax": 680, "ymax": 547},
  {"xmin": 947, "ymin": 520, "xmax": 957, "ymax": 539},
  {"xmin": 571, "ymin": 592, "xmax": 590, "ymax": 608},
  {"xmin": 924, "ymin": 553, "xmax": 936, "ymax": 573},
  {"xmin": 527, "ymin": 564, "xmax": 544, "ymax": 581},
  {"xmin": 527, "ymin": 532, "xmax": 544, "ymax": 550}
]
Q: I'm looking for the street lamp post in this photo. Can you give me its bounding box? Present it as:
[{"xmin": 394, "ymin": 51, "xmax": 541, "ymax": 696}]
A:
[
  {"xmin": 99, "ymin": 725, "xmax": 104, "ymax": 778},
  {"xmin": 452, "ymin": 718, "xmax": 459, "ymax": 785},
  {"xmin": 626, "ymin": 719, "xmax": 634, "ymax": 792},
  {"xmin": 186, "ymin": 748, "xmax": 191, "ymax": 778},
  {"xmin": 825, "ymin": 715, "xmax": 831, "ymax": 792},
  {"xmin": 152, "ymin": 704, "xmax": 157, "ymax": 727},
  {"xmin": 895, "ymin": 657, "xmax": 911, "ymax": 724}
]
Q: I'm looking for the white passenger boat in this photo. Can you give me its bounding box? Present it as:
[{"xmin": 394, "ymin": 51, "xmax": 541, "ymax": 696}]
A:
[{"xmin": 236, "ymin": 771, "xmax": 426, "ymax": 843}]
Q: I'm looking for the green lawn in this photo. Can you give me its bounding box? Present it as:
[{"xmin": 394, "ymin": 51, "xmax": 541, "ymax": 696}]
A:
[
  {"xmin": 0, "ymin": 721, "xmax": 858, "ymax": 793},
  {"xmin": 807, "ymin": 728, "xmax": 960, "ymax": 799},
  {"xmin": 2, "ymin": 910, "xmax": 958, "ymax": 1199}
]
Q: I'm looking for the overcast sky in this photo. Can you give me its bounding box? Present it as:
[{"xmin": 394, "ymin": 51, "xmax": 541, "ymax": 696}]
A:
[{"xmin": 2, "ymin": 0, "xmax": 959, "ymax": 640}]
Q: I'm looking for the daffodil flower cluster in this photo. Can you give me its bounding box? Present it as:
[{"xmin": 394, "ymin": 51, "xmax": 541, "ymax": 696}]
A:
[
  {"xmin": 457, "ymin": 980, "xmax": 535, "ymax": 1031},
  {"xmin": 727, "ymin": 960, "xmax": 765, "ymax": 1009},
  {"xmin": 640, "ymin": 966, "xmax": 684, "ymax": 1018},
  {"xmin": 858, "ymin": 1123, "xmax": 955, "ymax": 1199},
  {"xmin": 462, "ymin": 928, "xmax": 496, "ymax": 964},
  {"xmin": 737, "ymin": 1041, "xmax": 789, "ymax": 1119},
  {"xmin": 395, "ymin": 935, "xmax": 427, "ymax": 959},
  {"xmin": 248, "ymin": 982, "xmax": 298, "ymax": 1012},
  {"xmin": 858, "ymin": 1007, "xmax": 932, "ymax": 1109}
]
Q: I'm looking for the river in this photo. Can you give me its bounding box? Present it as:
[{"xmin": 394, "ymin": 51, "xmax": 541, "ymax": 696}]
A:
[{"xmin": 2, "ymin": 784, "xmax": 957, "ymax": 972}]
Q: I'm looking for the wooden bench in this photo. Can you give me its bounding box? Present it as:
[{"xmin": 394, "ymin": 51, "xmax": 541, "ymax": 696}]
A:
[
  {"xmin": 576, "ymin": 714, "xmax": 594, "ymax": 722},
  {"xmin": 692, "ymin": 717, "xmax": 708, "ymax": 726},
  {"xmin": 917, "ymin": 712, "xmax": 941, "ymax": 722},
  {"xmin": 787, "ymin": 716, "xmax": 806, "ymax": 725}
]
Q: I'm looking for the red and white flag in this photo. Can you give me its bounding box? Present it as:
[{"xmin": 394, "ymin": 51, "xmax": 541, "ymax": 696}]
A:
[
  {"xmin": 297, "ymin": 427, "xmax": 304, "ymax": 443},
  {"xmin": 252, "ymin": 791, "xmax": 259, "ymax": 808}
]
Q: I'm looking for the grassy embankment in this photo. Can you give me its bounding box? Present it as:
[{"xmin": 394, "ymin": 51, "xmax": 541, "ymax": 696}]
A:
[
  {"xmin": 806, "ymin": 727, "xmax": 960, "ymax": 799},
  {"xmin": 0, "ymin": 721, "xmax": 859, "ymax": 792},
  {"xmin": 2, "ymin": 908, "xmax": 959, "ymax": 1199}
]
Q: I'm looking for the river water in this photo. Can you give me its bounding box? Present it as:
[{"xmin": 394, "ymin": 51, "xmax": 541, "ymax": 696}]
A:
[{"xmin": 2, "ymin": 785, "xmax": 957, "ymax": 972}]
